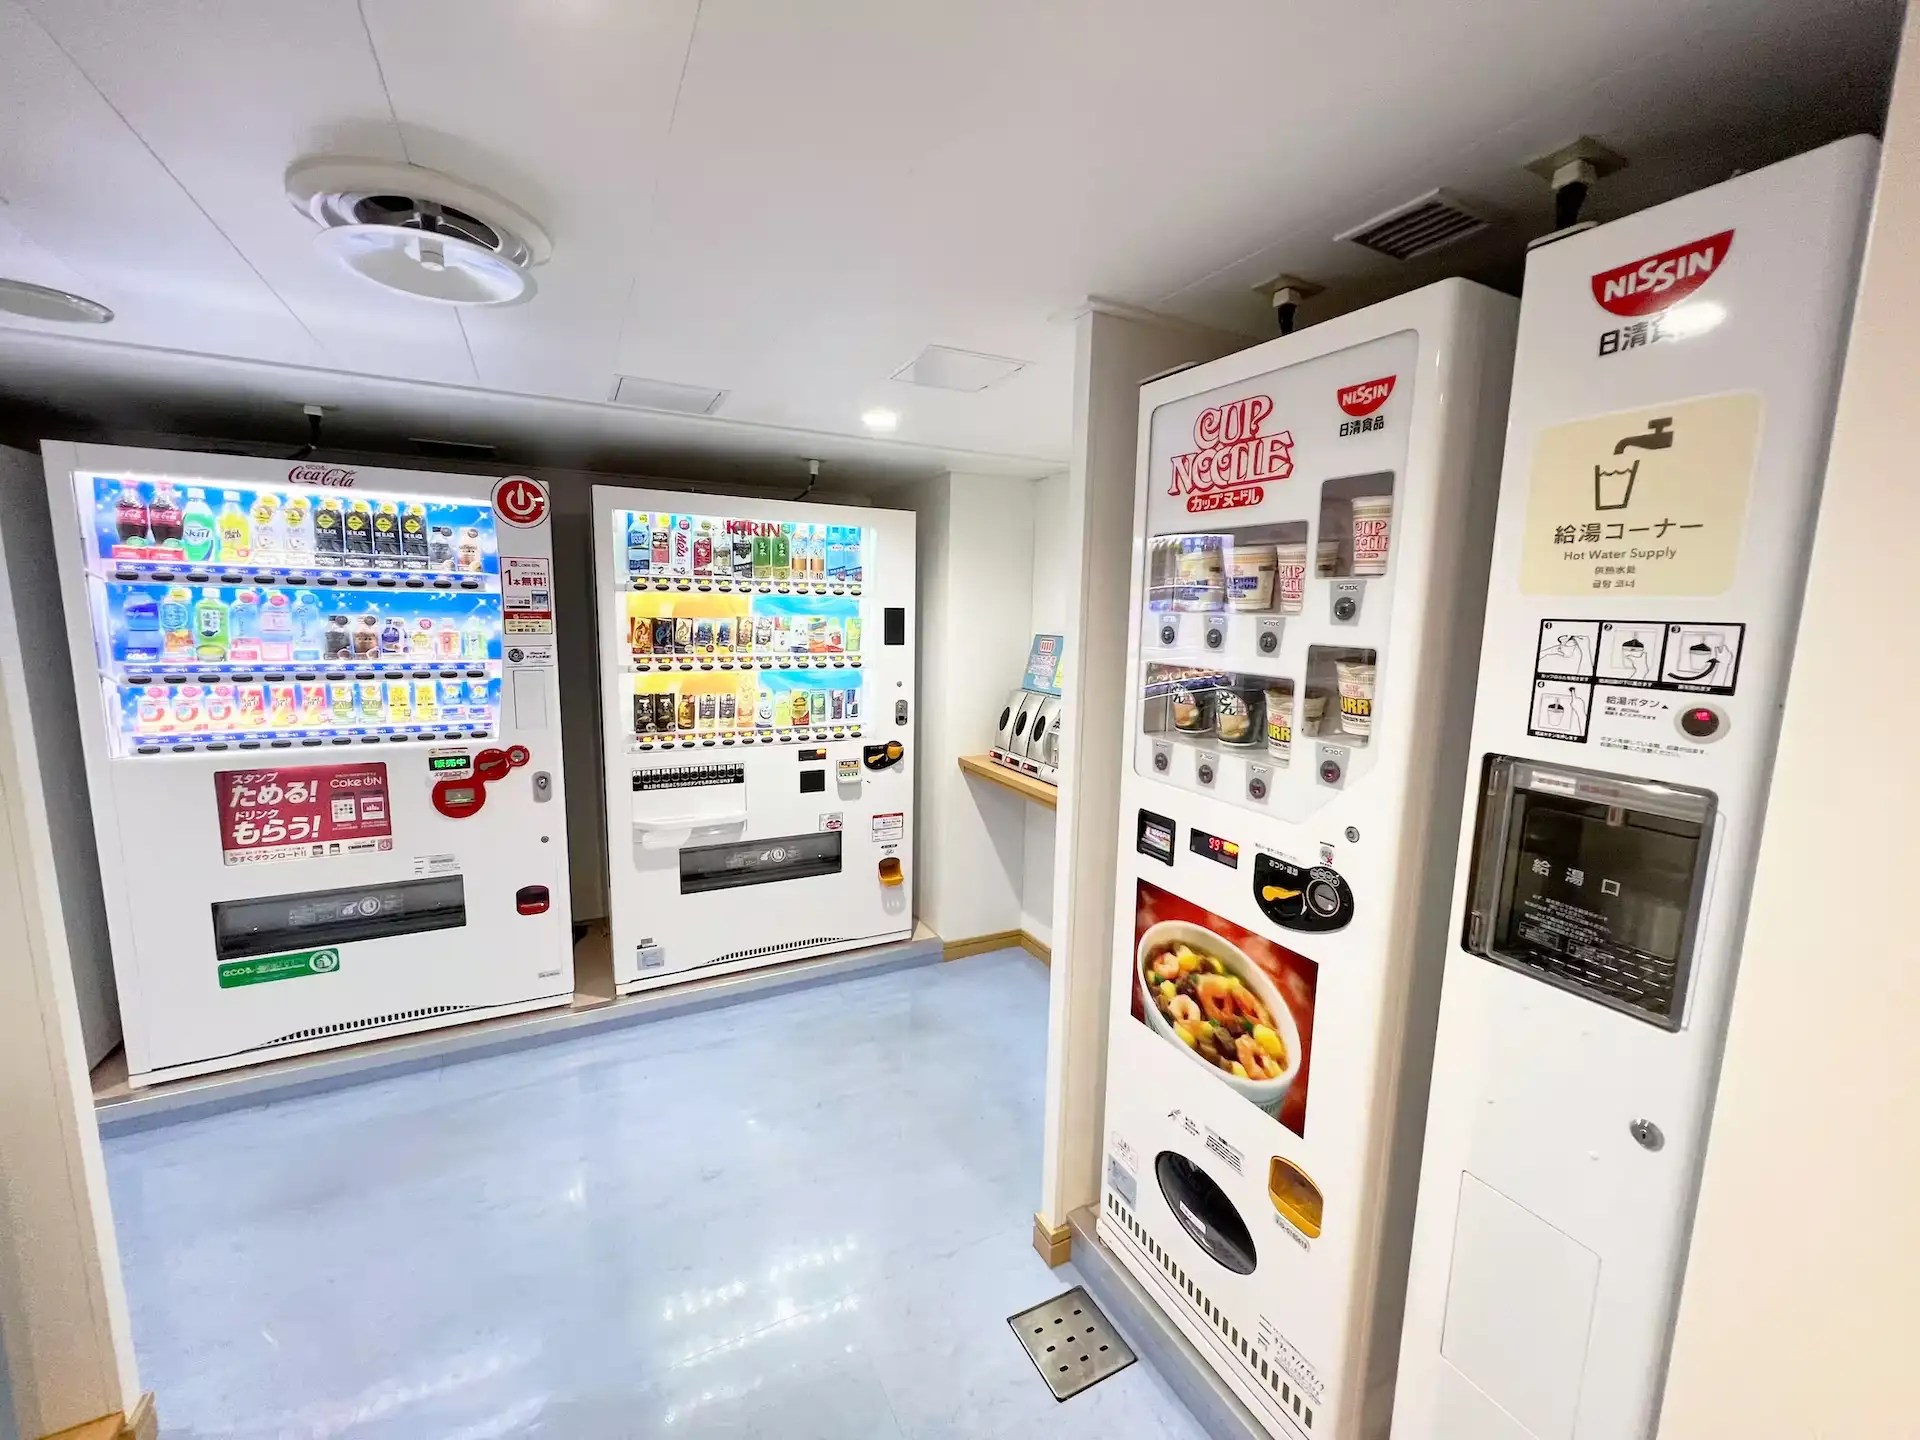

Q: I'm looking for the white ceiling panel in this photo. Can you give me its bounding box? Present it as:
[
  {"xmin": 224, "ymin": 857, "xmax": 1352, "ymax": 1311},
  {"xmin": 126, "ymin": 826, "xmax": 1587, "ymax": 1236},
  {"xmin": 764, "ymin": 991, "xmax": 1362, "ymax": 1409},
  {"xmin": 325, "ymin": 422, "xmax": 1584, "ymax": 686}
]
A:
[
  {"xmin": 360, "ymin": 0, "xmax": 702, "ymax": 401},
  {"xmin": 0, "ymin": 0, "xmax": 1900, "ymax": 467},
  {"xmin": 18, "ymin": 0, "xmax": 481, "ymax": 386},
  {"xmin": 0, "ymin": 0, "xmax": 325, "ymax": 362}
]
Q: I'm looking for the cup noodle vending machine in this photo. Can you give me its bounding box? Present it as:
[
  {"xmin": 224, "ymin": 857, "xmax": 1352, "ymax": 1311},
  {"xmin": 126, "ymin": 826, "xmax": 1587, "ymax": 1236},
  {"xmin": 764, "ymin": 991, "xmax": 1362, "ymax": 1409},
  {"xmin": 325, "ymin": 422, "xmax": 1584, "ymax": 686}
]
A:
[
  {"xmin": 592, "ymin": 486, "xmax": 914, "ymax": 993},
  {"xmin": 1393, "ymin": 139, "xmax": 1876, "ymax": 1440},
  {"xmin": 43, "ymin": 444, "xmax": 574, "ymax": 1087},
  {"xmin": 1096, "ymin": 279, "xmax": 1517, "ymax": 1438}
]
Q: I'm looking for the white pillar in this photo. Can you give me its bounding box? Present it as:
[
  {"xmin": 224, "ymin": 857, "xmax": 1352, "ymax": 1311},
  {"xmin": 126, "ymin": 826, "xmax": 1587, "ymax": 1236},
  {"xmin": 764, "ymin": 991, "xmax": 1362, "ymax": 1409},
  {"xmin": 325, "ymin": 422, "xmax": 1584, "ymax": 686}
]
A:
[
  {"xmin": 1036, "ymin": 307, "xmax": 1241, "ymax": 1251},
  {"xmin": 0, "ymin": 445, "xmax": 143, "ymax": 1438},
  {"xmin": 1658, "ymin": 23, "xmax": 1920, "ymax": 1438}
]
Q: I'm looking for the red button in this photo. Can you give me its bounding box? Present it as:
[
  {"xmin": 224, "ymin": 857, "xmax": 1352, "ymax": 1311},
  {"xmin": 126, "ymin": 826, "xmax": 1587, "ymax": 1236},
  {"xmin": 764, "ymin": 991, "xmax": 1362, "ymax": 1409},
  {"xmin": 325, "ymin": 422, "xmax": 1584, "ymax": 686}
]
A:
[
  {"xmin": 432, "ymin": 777, "xmax": 487, "ymax": 818},
  {"xmin": 506, "ymin": 744, "xmax": 530, "ymax": 768},
  {"xmin": 515, "ymin": 884, "xmax": 550, "ymax": 915},
  {"xmin": 475, "ymin": 747, "xmax": 511, "ymax": 781}
]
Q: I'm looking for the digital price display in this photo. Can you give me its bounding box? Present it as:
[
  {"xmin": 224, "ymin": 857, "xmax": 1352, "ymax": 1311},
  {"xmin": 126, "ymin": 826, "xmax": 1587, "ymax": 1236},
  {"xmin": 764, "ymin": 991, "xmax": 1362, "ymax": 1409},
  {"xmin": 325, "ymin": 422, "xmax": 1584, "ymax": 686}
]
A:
[{"xmin": 1190, "ymin": 827, "xmax": 1240, "ymax": 868}]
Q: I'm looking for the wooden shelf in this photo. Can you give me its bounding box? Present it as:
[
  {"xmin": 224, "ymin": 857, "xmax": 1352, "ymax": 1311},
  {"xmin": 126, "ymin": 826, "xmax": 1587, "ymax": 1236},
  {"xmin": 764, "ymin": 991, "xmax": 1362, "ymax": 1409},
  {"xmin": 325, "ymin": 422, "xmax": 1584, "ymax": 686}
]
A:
[{"xmin": 959, "ymin": 752, "xmax": 1058, "ymax": 809}]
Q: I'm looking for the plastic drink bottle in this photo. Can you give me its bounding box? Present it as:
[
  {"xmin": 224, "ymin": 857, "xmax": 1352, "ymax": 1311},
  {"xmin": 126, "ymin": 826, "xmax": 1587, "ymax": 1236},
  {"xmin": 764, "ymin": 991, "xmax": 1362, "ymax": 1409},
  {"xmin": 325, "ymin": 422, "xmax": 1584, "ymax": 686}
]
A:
[
  {"xmin": 462, "ymin": 616, "xmax": 490, "ymax": 661},
  {"xmin": 401, "ymin": 504, "xmax": 430, "ymax": 562},
  {"xmin": 357, "ymin": 679, "xmax": 384, "ymax": 723},
  {"xmin": 180, "ymin": 489, "xmax": 217, "ymax": 563},
  {"xmin": 148, "ymin": 483, "xmax": 183, "ymax": 552},
  {"xmin": 386, "ymin": 679, "xmax": 411, "ymax": 723},
  {"xmin": 235, "ymin": 683, "xmax": 266, "ymax": 729},
  {"xmin": 159, "ymin": 587, "xmax": 193, "ymax": 659},
  {"xmin": 329, "ymin": 681, "xmax": 356, "ymax": 723},
  {"xmin": 248, "ymin": 493, "xmax": 282, "ymax": 564},
  {"xmin": 267, "ymin": 682, "xmax": 297, "ymax": 728},
  {"xmin": 257, "ymin": 591, "xmax": 293, "ymax": 661},
  {"xmin": 227, "ymin": 588, "xmax": 262, "ymax": 662},
  {"xmin": 627, "ymin": 514, "xmax": 650, "ymax": 578},
  {"xmin": 344, "ymin": 501, "xmax": 373, "ymax": 561},
  {"xmin": 299, "ymin": 682, "xmax": 328, "ymax": 727},
  {"xmin": 216, "ymin": 491, "xmax": 251, "ymax": 562},
  {"xmin": 435, "ymin": 621, "xmax": 461, "ymax": 659},
  {"xmin": 413, "ymin": 679, "xmax": 437, "ymax": 722},
  {"xmin": 122, "ymin": 590, "xmax": 161, "ymax": 663},
  {"xmin": 114, "ymin": 482, "xmax": 149, "ymax": 545},
  {"xmin": 290, "ymin": 592, "xmax": 323, "ymax": 662},
  {"xmin": 372, "ymin": 502, "xmax": 402, "ymax": 559},
  {"xmin": 379, "ymin": 617, "xmax": 405, "ymax": 656},
  {"xmin": 192, "ymin": 588, "xmax": 229, "ymax": 661},
  {"xmin": 438, "ymin": 677, "xmax": 466, "ymax": 722},
  {"xmin": 280, "ymin": 493, "xmax": 314, "ymax": 564},
  {"xmin": 409, "ymin": 619, "xmax": 434, "ymax": 656},
  {"xmin": 313, "ymin": 498, "xmax": 345, "ymax": 559}
]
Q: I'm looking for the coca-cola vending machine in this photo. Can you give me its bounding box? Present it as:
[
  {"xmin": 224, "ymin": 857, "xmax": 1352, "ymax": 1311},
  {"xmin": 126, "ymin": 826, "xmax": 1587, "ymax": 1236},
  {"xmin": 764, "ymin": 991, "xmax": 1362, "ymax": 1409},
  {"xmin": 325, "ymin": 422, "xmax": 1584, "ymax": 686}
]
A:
[{"xmin": 42, "ymin": 443, "xmax": 574, "ymax": 1087}]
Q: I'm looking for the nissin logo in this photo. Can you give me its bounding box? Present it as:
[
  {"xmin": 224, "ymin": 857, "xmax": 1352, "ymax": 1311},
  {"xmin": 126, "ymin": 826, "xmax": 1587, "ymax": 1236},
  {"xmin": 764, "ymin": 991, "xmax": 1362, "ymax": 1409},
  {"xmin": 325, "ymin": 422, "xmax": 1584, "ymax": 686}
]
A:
[{"xmin": 1591, "ymin": 230, "xmax": 1733, "ymax": 317}]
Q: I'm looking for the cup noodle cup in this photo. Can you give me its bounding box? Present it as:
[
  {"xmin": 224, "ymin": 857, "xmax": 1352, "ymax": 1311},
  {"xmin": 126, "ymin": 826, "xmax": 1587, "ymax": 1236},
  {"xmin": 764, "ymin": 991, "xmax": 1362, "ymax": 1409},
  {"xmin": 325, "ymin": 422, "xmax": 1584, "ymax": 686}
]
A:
[
  {"xmin": 1226, "ymin": 544, "xmax": 1277, "ymax": 611},
  {"xmin": 1351, "ymin": 495, "xmax": 1393, "ymax": 576},
  {"xmin": 1336, "ymin": 657, "xmax": 1376, "ymax": 740},
  {"xmin": 1274, "ymin": 541, "xmax": 1307, "ymax": 615},
  {"xmin": 1299, "ymin": 690, "xmax": 1328, "ymax": 736},
  {"xmin": 1264, "ymin": 686, "xmax": 1293, "ymax": 764}
]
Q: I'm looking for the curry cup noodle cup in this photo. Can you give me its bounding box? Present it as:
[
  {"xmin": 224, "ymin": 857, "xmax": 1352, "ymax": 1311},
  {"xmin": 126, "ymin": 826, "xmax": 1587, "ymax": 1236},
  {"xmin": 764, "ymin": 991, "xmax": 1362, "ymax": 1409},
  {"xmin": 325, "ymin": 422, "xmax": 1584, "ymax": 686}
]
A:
[
  {"xmin": 1264, "ymin": 686, "xmax": 1293, "ymax": 764},
  {"xmin": 1137, "ymin": 920, "xmax": 1303, "ymax": 1117},
  {"xmin": 1274, "ymin": 540, "xmax": 1308, "ymax": 615},
  {"xmin": 1350, "ymin": 494, "xmax": 1393, "ymax": 576},
  {"xmin": 1336, "ymin": 656, "xmax": 1376, "ymax": 740}
]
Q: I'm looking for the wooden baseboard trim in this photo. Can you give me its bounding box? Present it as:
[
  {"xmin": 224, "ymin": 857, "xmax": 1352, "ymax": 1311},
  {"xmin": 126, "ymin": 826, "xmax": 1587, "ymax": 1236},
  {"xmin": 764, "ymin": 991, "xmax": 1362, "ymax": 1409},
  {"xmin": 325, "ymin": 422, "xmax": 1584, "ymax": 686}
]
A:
[
  {"xmin": 41, "ymin": 1396, "xmax": 156, "ymax": 1440},
  {"xmin": 942, "ymin": 930, "xmax": 1025, "ymax": 961},
  {"xmin": 1032, "ymin": 1211, "xmax": 1073, "ymax": 1267},
  {"xmin": 1018, "ymin": 931, "xmax": 1051, "ymax": 965}
]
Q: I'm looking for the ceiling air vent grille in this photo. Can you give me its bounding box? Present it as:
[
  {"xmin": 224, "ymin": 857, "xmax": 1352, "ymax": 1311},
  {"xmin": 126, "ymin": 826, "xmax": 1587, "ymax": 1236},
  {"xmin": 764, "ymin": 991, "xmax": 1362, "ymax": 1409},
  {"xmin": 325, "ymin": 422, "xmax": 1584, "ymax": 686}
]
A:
[
  {"xmin": 1336, "ymin": 189, "xmax": 1495, "ymax": 262},
  {"xmin": 609, "ymin": 375, "xmax": 729, "ymax": 415}
]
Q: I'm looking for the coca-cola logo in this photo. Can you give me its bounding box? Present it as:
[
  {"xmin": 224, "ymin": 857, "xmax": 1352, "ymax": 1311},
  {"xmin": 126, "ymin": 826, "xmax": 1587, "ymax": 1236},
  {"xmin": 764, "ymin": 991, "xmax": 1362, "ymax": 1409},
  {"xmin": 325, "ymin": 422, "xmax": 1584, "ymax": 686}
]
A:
[
  {"xmin": 1591, "ymin": 230, "xmax": 1734, "ymax": 317},
  {"xmin": 1168, "ymin": 395, "xmax": 1293, "ymax": 514},
  {"xmin": 288, "ymin": 464, "xmax": 357, "ymax": 487},
  {"xmin": 1336, "ymin": 375, "xmax": 1396, "ymax": 417}
]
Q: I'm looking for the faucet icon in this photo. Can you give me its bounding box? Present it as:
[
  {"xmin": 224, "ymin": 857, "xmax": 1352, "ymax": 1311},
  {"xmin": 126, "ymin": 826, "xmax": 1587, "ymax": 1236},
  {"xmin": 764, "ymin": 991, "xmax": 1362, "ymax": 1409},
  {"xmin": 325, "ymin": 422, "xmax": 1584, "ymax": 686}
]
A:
[{"xmin": 1614, "ymin": 418, "xmax": 1674, "ymax": 455}]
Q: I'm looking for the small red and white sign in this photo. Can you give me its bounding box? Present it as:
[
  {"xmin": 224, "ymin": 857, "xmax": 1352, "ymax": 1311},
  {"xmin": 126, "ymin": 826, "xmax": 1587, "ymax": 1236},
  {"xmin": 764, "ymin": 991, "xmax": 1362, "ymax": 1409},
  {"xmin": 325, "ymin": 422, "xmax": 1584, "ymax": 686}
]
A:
[
  {"xmin": 492, "ymin": 475, "xmax": 549, "ymax": 528},
  {"xmin": 1337, "ymin": 375, "xmax": 1396, "ymax": 417},
  {"xmin": 1592, "ymin": 230, "xmax": 1734, "ymax": 317},
  {"xmin": 502, "ymin": 554, "xmax": 554, "ymax": 633},
  {"xmin": 1167, "ymin": 394, "xmax": 1293, "ymax": 514},
  {"xmin": 215, "ymin": 762, "xmax": 392, "ymax": 866}
]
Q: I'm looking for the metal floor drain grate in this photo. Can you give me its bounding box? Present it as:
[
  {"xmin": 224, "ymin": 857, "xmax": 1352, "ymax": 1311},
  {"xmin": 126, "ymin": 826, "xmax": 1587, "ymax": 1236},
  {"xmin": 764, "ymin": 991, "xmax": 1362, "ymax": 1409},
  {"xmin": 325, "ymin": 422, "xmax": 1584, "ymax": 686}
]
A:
[{"xmin": 1008, "ymin": 1285, "xmax": 1136, "ymax": 1400}]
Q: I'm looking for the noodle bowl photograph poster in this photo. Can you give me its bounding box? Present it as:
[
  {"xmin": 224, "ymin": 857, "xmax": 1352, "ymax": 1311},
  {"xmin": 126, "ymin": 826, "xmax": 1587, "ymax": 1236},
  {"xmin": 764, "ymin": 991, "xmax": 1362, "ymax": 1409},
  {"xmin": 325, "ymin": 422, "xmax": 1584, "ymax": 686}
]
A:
[{"xmin": 1132, "ymin": 879, "xmax": 1318, "ymax": 1138}]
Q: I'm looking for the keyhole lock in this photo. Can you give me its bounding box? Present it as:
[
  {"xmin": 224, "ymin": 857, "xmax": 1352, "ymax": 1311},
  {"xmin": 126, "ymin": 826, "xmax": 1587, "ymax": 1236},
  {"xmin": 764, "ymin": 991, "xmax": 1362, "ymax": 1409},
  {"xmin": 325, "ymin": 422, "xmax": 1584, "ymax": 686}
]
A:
[{"xmin": 1629, "ymin": 1119, "xmax": 1665, "ymax": 1151}]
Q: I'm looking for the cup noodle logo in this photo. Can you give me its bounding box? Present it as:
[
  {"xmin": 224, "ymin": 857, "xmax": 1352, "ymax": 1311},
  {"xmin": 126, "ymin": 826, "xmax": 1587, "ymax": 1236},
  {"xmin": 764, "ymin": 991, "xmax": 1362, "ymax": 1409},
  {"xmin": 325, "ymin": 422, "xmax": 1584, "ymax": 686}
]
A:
[
  {"xmin": 1592, "ymin": 230, "xmax": 1733, "ymax": 317},
  {"xmin": 1168, "ymin": 395, "xmax": 1293, "ymax": 514}
]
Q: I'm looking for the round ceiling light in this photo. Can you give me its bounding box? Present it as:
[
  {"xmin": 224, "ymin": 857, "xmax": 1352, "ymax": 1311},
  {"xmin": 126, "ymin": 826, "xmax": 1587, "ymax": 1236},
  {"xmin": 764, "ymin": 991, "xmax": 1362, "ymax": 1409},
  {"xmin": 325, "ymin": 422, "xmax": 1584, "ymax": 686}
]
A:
[
  {"xmin": 0, "ymin": 278, "xmax": 113, "ymax": 324},
  {"xmin": 315, "ymin": 224, "xmax": 535, "ymax": 306},
  {"xmin": 286, "ymin": 157, "xmax": 550, "ymax": 308}
]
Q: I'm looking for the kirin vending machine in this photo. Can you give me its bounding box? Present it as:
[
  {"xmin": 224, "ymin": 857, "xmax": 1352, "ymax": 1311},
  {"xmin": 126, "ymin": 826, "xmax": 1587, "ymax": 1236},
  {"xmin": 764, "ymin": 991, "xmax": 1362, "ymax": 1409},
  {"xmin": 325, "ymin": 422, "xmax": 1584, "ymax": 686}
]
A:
[
  {"xmin": 1392, "ymin": 139, "xmax": 1877, "ymax": 1440},
  {"xmin": 1095, "ymin": 279, "xmax": 1517, "ymax": 1438},
  {"xmin": 44, "ymin": 443, "xmax": 573, "ymax": 1087},
  {"xmin": 591, "ymin": 486, "xmax": 914, "ymax": 994}
]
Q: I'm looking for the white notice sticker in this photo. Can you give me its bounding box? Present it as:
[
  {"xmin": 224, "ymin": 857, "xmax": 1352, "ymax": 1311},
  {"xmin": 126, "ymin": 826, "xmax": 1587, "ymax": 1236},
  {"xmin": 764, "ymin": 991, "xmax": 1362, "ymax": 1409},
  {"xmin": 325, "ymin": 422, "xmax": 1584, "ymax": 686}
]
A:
[
  {"xmin": 505, "ymin": 641, "xmax": 556, "ymax": 668},
  {"xmin": 872, "ymin": 812, "xmax": 904, "ymax": 843}
]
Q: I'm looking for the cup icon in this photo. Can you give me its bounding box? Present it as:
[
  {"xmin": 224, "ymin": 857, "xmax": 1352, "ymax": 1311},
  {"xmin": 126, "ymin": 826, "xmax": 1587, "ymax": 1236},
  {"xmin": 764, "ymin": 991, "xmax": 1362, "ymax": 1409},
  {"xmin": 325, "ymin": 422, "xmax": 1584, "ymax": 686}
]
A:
[{"xmin": 1594, "ymin": 461, "xmax": 1639, "ymax": 511}]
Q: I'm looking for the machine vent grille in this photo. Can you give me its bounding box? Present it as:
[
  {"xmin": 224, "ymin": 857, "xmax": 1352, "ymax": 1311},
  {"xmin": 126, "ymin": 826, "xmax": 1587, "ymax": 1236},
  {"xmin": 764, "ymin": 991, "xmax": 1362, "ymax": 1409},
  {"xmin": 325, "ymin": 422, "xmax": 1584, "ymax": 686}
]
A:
[
  {"xmin": 265, "ymin": 1004, "xmax": 468, "ymax": 1048},
  {"xmin": 1335, "ymin": 188, "xmax": 1494, "ymax": 262},
  {"xmin": 1106, "ymin": 1193, "xmax": 1315, "ymax": 1430},
  {"xmin": 706, "ymin": 936, "xmax": 848, "ymax": 967}
]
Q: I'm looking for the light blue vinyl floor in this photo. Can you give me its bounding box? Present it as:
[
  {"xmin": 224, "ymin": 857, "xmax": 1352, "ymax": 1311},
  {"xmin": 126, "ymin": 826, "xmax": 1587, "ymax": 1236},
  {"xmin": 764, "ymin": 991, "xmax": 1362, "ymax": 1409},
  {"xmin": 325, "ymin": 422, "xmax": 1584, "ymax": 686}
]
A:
[{"xmin": 105, "ymin": 948, "xmax": 1208, "ymax": 1439}]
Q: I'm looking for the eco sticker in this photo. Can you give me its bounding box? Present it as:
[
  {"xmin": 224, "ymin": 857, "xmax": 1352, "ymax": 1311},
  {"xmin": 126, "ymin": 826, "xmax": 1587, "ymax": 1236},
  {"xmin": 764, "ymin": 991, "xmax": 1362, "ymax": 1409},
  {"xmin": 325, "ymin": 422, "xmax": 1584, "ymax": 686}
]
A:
[
  {"xmin": 1520, "ymin": 392, "xmax": 1761, "ymax": 597},
  {"xmin": 218, "ymin": 947, "xmax": 341, "ymax": 989}
]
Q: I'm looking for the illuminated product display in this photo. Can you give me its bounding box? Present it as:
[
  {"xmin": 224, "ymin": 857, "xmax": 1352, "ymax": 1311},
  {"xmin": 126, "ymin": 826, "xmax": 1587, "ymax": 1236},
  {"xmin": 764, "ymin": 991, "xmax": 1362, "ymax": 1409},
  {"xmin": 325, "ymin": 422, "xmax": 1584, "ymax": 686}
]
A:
[
  {"xmin": 45, "ymin": 444, "xmax": 573, "ymax": 1087},
  {"xmin": 593, "ymin": 487, "xmax": 914, "ymax": 994},
  {"xmin": 1095, "ymin": 280, "xmax": 1518, "ymax": 1439},
  {"xmin": 1393, "ymin": 139, "xmax": 1878, "ymax": 1440}
]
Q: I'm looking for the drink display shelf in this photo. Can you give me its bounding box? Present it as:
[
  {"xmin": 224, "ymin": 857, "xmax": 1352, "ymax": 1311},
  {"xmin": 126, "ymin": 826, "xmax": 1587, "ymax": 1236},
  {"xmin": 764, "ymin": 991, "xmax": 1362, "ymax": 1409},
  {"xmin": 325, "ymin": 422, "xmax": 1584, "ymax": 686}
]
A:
[
  {"xmin": 623, "ymin": 575, "xmax": 860, "ymax": 596},
  {"xmin": 115, "ymin": 659, "xmax": 496, "ymax": 684},
  {"xmin": 622, "ymin": 654, "xmax": 863, "ymax": 674},
  {"xmin": 131, "ymin": 724, "xmax": 496, "ymax": 756},
  {"xmin": 102, "ymin": 557, "xmax": 488, "ymax": 589},
  {"xmin": 629, "ymin": 726, "xmax": 865, "ymax": 752}
]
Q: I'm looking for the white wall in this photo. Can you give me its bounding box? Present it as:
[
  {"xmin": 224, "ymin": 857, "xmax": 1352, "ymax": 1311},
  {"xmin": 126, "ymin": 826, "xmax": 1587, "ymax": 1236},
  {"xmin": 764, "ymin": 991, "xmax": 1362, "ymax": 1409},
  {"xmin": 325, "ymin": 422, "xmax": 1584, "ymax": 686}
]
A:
[
  {"xmin": 1039, "ymin": 308, "xmax": 1242, "ymax": 1227},
  {"xmin": 879, "ymin": 471, "xmax": 1038, "ymax": 943},
  {"xmin": 0, "ymin": 448, "xmax": 141, "ymax": 1438},
  {"xmin": 1019, "ymin": 470, "xmax": 1071, "ymax": 947},
  {"xmin": 1658, "ymin": 25, "xmax": 1917, "ymax": 1437}
]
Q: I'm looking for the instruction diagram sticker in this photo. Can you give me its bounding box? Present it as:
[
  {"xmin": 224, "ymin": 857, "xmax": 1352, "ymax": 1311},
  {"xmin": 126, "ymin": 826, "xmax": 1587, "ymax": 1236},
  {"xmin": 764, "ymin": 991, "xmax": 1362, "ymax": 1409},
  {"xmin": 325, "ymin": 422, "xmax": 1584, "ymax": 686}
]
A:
[
  {"xmin": 1529, "ymin": 680, "xmax": 1593, "ymax": 742},
  {"xmin": 1659, "ymin": 622, "xmax": 1744, "ymax": 694},
  {"xmin": 1595, "ymin": 621, "xmax": 1667, "ymax": 683},
  {"xmin": 1535, "ymin": 619, "xmax": 1599, "ymax": 679},
  {"xmin": 1520, "ymin": 392, "xmax": 1762, "ymax": 596}
]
